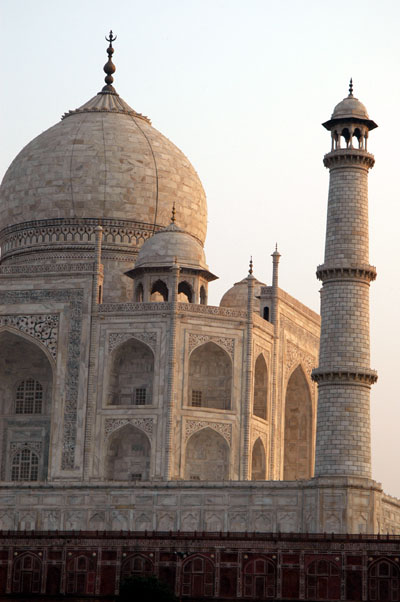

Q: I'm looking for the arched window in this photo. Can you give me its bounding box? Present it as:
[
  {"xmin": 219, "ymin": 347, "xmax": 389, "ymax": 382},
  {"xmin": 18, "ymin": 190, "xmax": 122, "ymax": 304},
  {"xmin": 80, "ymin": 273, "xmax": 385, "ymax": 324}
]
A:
[
  {"xmin": 243, "ymin": 557, "xmax": 276, "ymax": 599},
  {"xmin": 306, "ymin": 560, "xmax": 340, "ymax": 601},
  {"xmin": 108, "ymin": 338, "xmax": 154, "ymax": 406},
  {"xmin": 188, "ymin": 342, "xmax": 232, "ymax": 410},
  {"xmin": 15, "ymin": 378, "xmax": 43, "ymax": 414},
  {"xmin": 121, "ymin": 555, "xmax": 153, "ymax": 581},
  {"xmin": 66, "ymin": 555, "xmax": 96, "ymax": 595},
  {"xmin": 283, "ymin": 365, "xmax": 313, "ymax": 480},
  {"xmin": 182, "ymin": 556, "xmax": 215, "ymax": 598},
  {"xmin": 185, "ymin": 428, "xmax": 229, "ymax": 481},
  {"xmin": 178, "ymin": 281, "xmax": 193, "ymax": 303},
  {"xmin": 369, "ymin": 560, "xmax": 400, "ymax": 602},
  {"xmin": 200, "ymin": 285, "xmax": 207, "ymax": 305},
  {"xmin": 150, "ymin": 279, "xmax": 168, "ymax": 301},
  {"xmin": 251, "ymin": 438, "xmax": 266, "ymax": 480},
  {"xmin": 253, "ymin": 354, "xmax": 268, "ymax": 419},
  {"xmin": 135, "ymin": 282, "xmax": 144, "ymax": 302},
  {"xmin": 12, "ymin": 553, "xmax": 42, "ymax": 594},
  {"xmin": 107, "ymin": 424, "xmax": 151, "ymax": 481},
  {"xmin": 263, "ymin": 306, "xmax": 270, "ymax": 321},
  {"xmin": 11, "ymin": 448, "xmax": 39, "ymax": 482}
]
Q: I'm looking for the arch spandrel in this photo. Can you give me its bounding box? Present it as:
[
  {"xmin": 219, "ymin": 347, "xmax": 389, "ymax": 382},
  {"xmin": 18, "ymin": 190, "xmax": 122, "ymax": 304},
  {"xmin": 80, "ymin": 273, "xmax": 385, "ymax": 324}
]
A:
[
  {"xmin": 187, "ymin": 341, "xmax": 232, "ymax": 411},
  {"xmin": 106, "ymin": 423, "xmax": 151, "ymax": 481},
  {"xmin": 184, "ymin": 427, "xmax": 230, "ymax": 481}
]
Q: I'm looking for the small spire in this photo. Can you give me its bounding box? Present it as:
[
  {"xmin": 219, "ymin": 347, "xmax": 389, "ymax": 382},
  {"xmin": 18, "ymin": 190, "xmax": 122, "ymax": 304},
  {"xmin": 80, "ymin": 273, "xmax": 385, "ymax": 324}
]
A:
[
  {"xmin": 171, "ymin": 202, "xmax": 176, "ymax": 224},
  {"xmin": 102, "ymin": 30, "xmax": 117, "ymax": 94},
  {"xmin": 272, "ymin": 243, "xmax": 281, "ymax": 257},
  {"xmin": 249, "ymin": 256, "xmax": 253, "ymax": 275},
  {"xmin": 348, "ymin": 77, "xmax": 353, "ymax": 97}
]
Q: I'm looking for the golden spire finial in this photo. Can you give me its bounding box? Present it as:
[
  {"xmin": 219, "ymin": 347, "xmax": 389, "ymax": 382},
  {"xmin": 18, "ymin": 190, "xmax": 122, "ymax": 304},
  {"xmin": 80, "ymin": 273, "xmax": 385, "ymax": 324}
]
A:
[
  {"xmin": 249, "ymin": 256, "xmax": 253, "ymax": 275},
  {"xmin": 171, "ymin": 202, "xmax": 176, "ymax": 224},
  {"xmin": 349, "ymin": 77, "xmax": 353, "ymax": 97},
  {"xmin": 102, "ymin": 30, "xmax": 117, "ymax": 94}
]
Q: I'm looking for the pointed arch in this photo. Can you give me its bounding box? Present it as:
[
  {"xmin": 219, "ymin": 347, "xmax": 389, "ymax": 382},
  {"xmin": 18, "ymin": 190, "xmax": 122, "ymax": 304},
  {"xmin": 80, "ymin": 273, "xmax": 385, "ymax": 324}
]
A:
[
  {"xmin": 106, "ymin": 423, "xmax": 151, "ymax": 481},
  {"xmin": 188, "ymin": 341, "xmax": 232, "ymax": 410},
  {"xmin": 185, "ymin": 427, "xmax": 229, "ymax": 481},
  {"xmin": 108, "ymin": 337, "xmax": 154, "ymax": 406},
  {"xmin": 181, "ymin": 555, "xmax": 215, "ymax": 598},
  {"xmin": 12, "ymin": 552, "xmax": 42, "ymax": 594},
  {"xmin": 368, "ymin": 558, "xmax": 400, "ymax": 602},
  {"xmin": 121, "ymin": 554, "xmax": 154, "ymax": 580},
  {"xmin": 0, "ymin": 330, "xmax": 53, "ymax": 483},
  {"xmin": 253, "ymin": 353, "xmax": 268, "ymax": 419},
  {"xmin": 178, "ymin": 280, "xmax": 193, "ymax": 303},
  {"xmin": 0, "ymin": 325, "xmax": 56, "ymax": 368},
  {"xmin": 150, "ymin": 279, "xmax": 168, "ymax": 301},
  {"xmin": 283, "ymin": 364, "xmax": 313, "ymax": 480},
  {"xmin": 243, "ymin": 556, "xmax": 276, "ymax": 599},
  {"xmin": 251, "ymin": 437, "xmax": 266, "ymax": 480}
]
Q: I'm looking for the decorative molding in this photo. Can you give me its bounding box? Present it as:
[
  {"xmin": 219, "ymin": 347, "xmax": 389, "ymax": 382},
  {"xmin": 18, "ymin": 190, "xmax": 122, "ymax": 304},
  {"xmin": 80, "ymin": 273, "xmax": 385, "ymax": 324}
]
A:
[
  {"xmin": 323, "ymin": 149, "xmax": 375, "ymax": 170},
  {"xmin": 311, "ymin": 367, "xmax": 378, "ymax": 386},
  {"xmin": 10, "ymin": 441, "xmax": 42, "ymax": 455},
  {"xmin": 254, "ymin": 344, "xmax": 269, "ymax": 363},
  {"xmin": 184, "ymin": 420, "xmax": 232, "ymax": 445},
  {"xmin": 316, "ymin": 263, "xmax": 376, "ymax": 283},
  {"xmin": 251, "ymin": 426, "xmax": 267, "ymax": 447},
  {"xmin": 0, "ymin": 314, "xmax": 59, "ymax": 360},
  {"xmin": 100, "ymin": 302, "xmax": 171, "ymax": 313},
  {"xmin": 0, "ymin": 263, "xmax": 98, "ymax": 275},
  {"xmin": 104, "ymin": 417, "xmax": 154, "ymax": 439},
  {"xmin": 0, "ymin": 289, "xmax": 84, "ymax": 471},
  {"xmin": 108, "ymin": 331, "xmax": 157, "ymax": 353},
  {"xmin": 178, "ymin": 303, "xmax": 247, "ymax": 319},
  {"xmin": 188, "ymin": 333, "xmax": 235, "ymax": 358}
]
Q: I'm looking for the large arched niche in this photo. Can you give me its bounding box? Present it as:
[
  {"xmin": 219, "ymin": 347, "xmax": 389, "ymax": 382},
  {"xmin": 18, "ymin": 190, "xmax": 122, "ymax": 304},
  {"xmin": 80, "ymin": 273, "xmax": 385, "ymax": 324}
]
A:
[
  {"xmin": 253, "ymin": 354, "xmax": 268, "ymax": 420},
  {"xmin": 106, "ymin": 424, "xmax": 151, "ymax": 481},
  {"xmin": 184, "ymin": 427, "xmax": 229, "ymax": 481},
  {"xmin": 108, "ymin": 338, "xmax": 154, "ymax": 406},
  {"xmin": 0, "ymin": 330, "xmax": 53, "ymax": 482},
  {"xmin": 251, "ymin": 437, "xmax": 266, "ymax": 480},
  {"xmin": 283, "ymin": 365, "xmax": 313, "ymax": 480},
  {"xmin": 188, "ymin": 342, "xmax": 232, "ymax": 410}
]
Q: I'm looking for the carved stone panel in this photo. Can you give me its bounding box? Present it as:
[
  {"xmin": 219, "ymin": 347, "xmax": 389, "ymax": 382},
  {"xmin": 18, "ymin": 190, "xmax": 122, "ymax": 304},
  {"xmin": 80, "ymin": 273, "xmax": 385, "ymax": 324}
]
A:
[
  {"xmin": 185, "ymin": 419, "xmax": 232, "ymax": 445},
  {"xmin": 188, "ymin": 333, "xmax": 234, "ymax": 358},
  {"xmin": 0, "ymin": 314, "xmax": 59, "ymax": 360},
  {"xmin": 108, "ymin": 331, "xmax": 157, "ymax": 353},
  {"xmin": 104, "ymin": 417, "xmax": 154, "ymax": 439}
]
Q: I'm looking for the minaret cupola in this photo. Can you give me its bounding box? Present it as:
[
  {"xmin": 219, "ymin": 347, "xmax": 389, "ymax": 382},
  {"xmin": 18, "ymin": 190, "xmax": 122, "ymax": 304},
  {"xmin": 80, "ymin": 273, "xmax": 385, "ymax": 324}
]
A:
[{"xmin": 323, "ymin": 79, "xmax": 377, "ymax": 152}]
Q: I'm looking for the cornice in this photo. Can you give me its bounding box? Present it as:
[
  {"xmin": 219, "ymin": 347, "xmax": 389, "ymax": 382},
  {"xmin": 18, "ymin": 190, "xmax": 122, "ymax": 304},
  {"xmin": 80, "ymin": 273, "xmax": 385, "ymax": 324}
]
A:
[
  {"xmin": 316, "ymin": 264, "xmax": 377, "ymax": 283},
  {"xmin": 323, "ymin": 149, "xmax": 375, "ymax": 170},
  {"xmin": 311, "ymin": 367, "xmax": 378, "ymax": 386}
]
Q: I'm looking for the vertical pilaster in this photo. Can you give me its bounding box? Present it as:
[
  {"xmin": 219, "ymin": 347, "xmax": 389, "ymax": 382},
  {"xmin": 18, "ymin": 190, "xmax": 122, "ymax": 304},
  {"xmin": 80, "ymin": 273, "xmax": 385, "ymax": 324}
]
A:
[
  {"xmin": 269, "ymin": 247, "xmax": 281, "ymax": 479},
  {"xmin": 242, "ymin": 262, "xmax": 255, "ymax": 480},
  {"xmin": 164, "ymin": 259, "xmax": 180, "ymax": 480}
]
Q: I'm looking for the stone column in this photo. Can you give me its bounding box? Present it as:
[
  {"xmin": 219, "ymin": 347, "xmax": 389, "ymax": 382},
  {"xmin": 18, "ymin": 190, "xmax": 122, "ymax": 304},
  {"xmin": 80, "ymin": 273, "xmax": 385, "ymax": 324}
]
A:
[
  {"xmin": 312, "ymin": 90, "xmax": 378, "ymax": 478},
  {"xmin": 164, "ymin": 259, "xmax": 180, "ymax": 480},
  {"xmin": 241, "ymin": 261, "xmax": 255, "ymax": 480},
  {"xmin": 269, "ymin": 246, "xmax": 280, "ymax": 479}
]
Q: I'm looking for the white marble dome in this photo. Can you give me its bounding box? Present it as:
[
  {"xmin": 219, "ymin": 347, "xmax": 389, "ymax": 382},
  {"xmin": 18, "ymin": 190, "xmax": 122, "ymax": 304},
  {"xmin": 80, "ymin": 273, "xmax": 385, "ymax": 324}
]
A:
[
  {"xmin": 220, "ymin": 276, "xmax": 266, "ymax": 309},
  {"xmin": 135, "ymin": 221, "xmax": 209, "ymax": 271},
  {"xmin": 331, "ymin": 95, "xmax": 369, "ymax": 121},
  {"xmin": 0, "ymin": 90, "xmax": 207, "ymax": 243}
]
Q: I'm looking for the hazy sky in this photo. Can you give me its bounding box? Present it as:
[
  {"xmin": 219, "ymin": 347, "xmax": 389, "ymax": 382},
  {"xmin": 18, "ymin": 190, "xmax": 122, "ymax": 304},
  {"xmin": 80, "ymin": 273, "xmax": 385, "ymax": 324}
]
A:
[{"xmin": 2, "ymin": 0, "xmax": 400, "ymax": 498}]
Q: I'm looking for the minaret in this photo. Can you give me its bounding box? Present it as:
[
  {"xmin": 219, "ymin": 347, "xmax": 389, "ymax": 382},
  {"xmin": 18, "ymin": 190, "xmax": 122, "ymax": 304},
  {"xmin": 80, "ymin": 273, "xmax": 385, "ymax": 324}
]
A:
[{"xmin": 312, "ymin": 81, "xmax": 378, "ymax": 479}]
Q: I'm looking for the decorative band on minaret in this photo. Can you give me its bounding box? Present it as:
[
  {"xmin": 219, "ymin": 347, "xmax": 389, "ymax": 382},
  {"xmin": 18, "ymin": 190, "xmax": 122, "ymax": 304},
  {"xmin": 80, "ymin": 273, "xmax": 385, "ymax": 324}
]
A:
[{"xmin": 312, "ymin": 82, "xmax": 378, "ymax": 479}]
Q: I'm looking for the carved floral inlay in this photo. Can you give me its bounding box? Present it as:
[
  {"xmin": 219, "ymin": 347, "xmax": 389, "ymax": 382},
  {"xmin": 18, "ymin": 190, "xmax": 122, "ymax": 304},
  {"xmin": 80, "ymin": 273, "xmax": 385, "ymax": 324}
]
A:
[
  {"xmin": 104, "ymin": 417, "xmax": 154, "ymax": 439},
  {"xmin": 0, "ymin": 314, "xmax": 59, "ymax": 360},
  {"xmin": 188, "ymin": 333, "xmax": 234, "ymax": 357},
  {"xmin": 285, "ymin": 340, "xmax": 317, "ymax": 382},
  {"xmin": 185, "ymin": 420, "xmax": 232, "ymax": 445},
  {"xmin": 108, "ymin": 332, "xmax": 157, "ymax": 353},
  {"xmin": 10, "ymin": 441, "xmax": 42, "ymax": 455}
]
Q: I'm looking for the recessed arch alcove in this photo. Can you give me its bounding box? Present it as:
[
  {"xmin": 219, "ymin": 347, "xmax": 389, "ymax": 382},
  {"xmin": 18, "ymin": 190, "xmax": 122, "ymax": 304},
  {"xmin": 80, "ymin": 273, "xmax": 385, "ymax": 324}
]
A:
[
  {"xmin": 188, "ymin": 342, "xmax": 232, "ymax": 410},
  {"xmin": 108, "ymin": 338, "xmax": 154, "ymax": 406},
  {"xmin": 0, "ymin": 330, "xmax": 53, "ymax": 482},
  {"xmin": 184, "ymin": 427, "xmax": 229, "ymax": 481},
  {"xmin": 106, "ymin": 424, "xmax": 150, "ymax": 481},
  {"xmin": 283, "ymin": 365, "xmax": 313, "ymax": 480},
  {"xmin": 150, "ymin": 279, "xmax": 168, "ymax": 301},
  {"xmin": 178, "ymin": 280, "xmax": 193, "ymax": 303},
  {"xmin": 251, "ymin": 437, "xmax": 266, "ymax": 480},
  {"xmin": 253, "ymin": 354, "xmax": 268, "ymax": 419}
]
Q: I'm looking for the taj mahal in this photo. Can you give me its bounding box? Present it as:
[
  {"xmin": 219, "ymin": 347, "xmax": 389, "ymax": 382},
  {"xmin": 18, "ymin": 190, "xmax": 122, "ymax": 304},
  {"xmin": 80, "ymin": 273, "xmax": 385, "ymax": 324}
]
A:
[{"xmin": 0, "ymin": 32, "xmax": 399, "ymax": 539}]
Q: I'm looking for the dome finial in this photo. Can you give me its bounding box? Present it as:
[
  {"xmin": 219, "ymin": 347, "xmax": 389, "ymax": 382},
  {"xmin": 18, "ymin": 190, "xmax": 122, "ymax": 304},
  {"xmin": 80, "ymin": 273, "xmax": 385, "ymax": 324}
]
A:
[
  {"xmin": 349, "ymin": 77, "xmax": 353, "ymax": 97},
  {"xmin": 101, "ymin": 30, "xmax": 117, "ymax": 94},
  {"xmin": 171, "ymin": 202, "xmax": 176, "ymax": 224},
  {"xmin": 249, "ymin": 256, "xmax": 253, "ymax": 275}
]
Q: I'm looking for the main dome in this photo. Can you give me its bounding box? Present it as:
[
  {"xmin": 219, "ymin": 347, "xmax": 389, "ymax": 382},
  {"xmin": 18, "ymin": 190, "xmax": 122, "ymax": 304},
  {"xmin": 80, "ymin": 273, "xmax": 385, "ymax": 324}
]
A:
[{"xmin": 0, "ymin": 46, "xmax": 207, "ymax": 248}]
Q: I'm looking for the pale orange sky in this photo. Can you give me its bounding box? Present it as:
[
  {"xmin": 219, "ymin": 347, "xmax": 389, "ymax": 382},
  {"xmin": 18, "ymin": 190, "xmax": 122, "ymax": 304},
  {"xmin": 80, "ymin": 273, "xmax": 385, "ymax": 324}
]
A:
[{"xmin": 1, "ymin": 0, "xmax": 400, "ymax": 499}]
